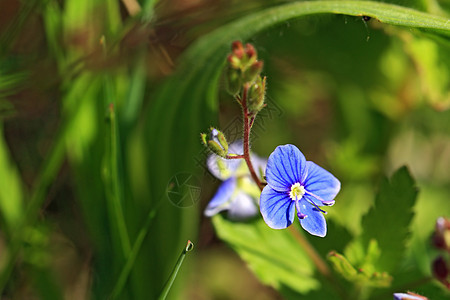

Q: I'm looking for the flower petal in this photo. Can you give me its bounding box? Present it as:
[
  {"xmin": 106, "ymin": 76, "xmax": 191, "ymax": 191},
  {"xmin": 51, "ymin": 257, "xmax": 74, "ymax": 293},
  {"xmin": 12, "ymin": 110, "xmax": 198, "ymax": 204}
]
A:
[
  {"xmin": 298, "ymin": 199, "xmax": 327, "ymax": 237},
  {"xmin": 266, "ymin": 144, "xmax": 307, "ymax": 192},
  {"xmin": 303, "ymin": 161, "xmax": 340, "ymax": 206},
  {"xmin": 393, "ymin": 293, "xmax": 426, "ymax": 300},
  {"xmin": 228, "ymin": 140, "xmax": 244, "ymax": 155},
  {"xmin": 204, "ymin": 178, "xmax": 236, "ymax": 217},
  {"xmin": 250, "ymin": 153, "xmax": 267, "ymax": 178},
  {"xmin": 228, "ymin": 192, "xmax": 258, "ymax": 220},
  {"xmin": 260, "ymin": 185, "xmax": 295, "ymax": 229}
]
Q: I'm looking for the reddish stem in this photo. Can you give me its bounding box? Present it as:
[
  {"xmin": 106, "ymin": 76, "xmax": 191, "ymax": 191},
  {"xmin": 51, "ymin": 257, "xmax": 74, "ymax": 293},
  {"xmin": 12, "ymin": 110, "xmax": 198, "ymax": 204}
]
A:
[
  {"xmin": 241, "ymin": 85, "xmax": 264, "ymax": 190},
  {"xmin": 225, "ymin": 154, "xmax": 245, "ymax": 160}
]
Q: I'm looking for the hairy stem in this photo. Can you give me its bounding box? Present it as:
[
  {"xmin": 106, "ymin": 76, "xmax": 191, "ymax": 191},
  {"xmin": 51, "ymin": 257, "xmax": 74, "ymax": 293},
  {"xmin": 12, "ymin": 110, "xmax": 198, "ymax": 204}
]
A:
[
  {"xmin": 241, "ymin": 85, "xmax": 264, "ymax": 190},
  {"xmin": 225, "ymin": 154, "xmax": 245, "ymax": 159}
]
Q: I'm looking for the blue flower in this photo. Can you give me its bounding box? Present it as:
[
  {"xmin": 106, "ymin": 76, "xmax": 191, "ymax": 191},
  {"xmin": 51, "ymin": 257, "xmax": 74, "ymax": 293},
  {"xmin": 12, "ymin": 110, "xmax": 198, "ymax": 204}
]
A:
[
  {"xmin": 260, "ymin": 144, "xmax": 340, "ymax": 237},
  {"xmin": 204, "ymin": 140, "xmax": 267, "ymax": 220}
]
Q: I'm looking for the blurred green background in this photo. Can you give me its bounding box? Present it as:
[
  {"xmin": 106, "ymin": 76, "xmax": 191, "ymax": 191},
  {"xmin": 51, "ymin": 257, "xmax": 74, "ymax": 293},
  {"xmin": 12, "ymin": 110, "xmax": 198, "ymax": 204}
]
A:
[{"xmin": 0, "ymin": 0, "xmax": 449, "ymax": 299}]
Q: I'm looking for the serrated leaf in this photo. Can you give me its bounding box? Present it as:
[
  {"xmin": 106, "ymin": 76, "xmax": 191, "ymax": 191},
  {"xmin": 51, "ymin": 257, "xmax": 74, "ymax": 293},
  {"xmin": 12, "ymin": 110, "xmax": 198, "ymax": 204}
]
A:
[
  {"xmin": 212, "ymin": 214, "xmax": 319, "ymax": 295},
  {"xmin": 346, "ymin": 166, "xmax": 418, "ymax": 273}
]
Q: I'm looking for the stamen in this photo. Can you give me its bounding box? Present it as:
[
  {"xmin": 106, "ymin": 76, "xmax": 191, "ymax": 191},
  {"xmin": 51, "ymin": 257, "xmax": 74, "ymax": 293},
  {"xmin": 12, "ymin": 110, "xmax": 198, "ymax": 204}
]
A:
[
  {"xmin": 295, "ymin": 196, "xmax": 307, "ymax": 220},
  {"xmin": 297, "ymin": 212, "xmax": 307, "ymax": 219},
  {"xmin": 295, "ymin": 197, "xmax": 307, "ymax": 219},
  {"xmin": 295, "ymin": 189, "xmax": 328, "ymax": 215},
  {"xmin": 305, "ymin": 190, "xmax": 334, "ymax": 206},
  {"xmin": 309, "ymin": 200, "xmax": 327, "ymax": 214}
]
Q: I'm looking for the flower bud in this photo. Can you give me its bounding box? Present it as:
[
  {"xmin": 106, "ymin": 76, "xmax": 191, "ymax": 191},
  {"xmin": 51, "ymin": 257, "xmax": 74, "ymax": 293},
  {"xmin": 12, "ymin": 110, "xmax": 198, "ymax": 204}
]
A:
[
  {"xmin": 245, "ymin": 43, "xmax": 256, "ymax": 60},
  {"xmin": 231, "ymin": 41, "xmax": 244, "ymax": 54},
  {"xmin": 243, "ymin": 43, "xmax": 257, "ymax": 68},
  {"xmin": 225, "ymin": 66, "xmax": 242, "ymax": 95},
  {"xmin": 243, "ymin": 61, "xmax": 263, "ymax": 84},
  {"xmin": 201, "ymin": 128, "xmax": 229, "ymax": 157},
  {"xmin": 247, "ymin": 76, "xmax": 266, "ymax": 114},
  {"xmin": 432, "ymin": 217, "xmax": 450, "ymax": 252},
  {"xmin": 432, "ymin": 256, "xmax": 449, "ymax": 283},
  {"xmin": 208, "ymin": 140, "xmax": 227, "ymax": 157},
  {"xmin": 228, "ymin": 54, "xmax": 241, "ymax": 70}
]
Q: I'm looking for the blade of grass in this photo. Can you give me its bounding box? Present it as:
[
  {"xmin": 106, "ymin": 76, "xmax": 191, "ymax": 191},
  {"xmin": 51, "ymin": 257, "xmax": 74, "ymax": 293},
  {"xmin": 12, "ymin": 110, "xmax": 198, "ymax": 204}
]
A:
[
  {"xmin": 109, "ymin": 203, "xmax": 161, "ymax": 299},
  {"xmin": 157, "ymin": 240, "xmax": 194, "ymax": 300},
  {"xmin": 104, "ymin": 93, "xmax": 131, "ymax": 259}
]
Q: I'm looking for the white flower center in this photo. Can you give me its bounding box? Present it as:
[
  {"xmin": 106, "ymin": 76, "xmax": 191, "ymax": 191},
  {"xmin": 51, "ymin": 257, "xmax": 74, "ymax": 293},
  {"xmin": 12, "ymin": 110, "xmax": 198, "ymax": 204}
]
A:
[{"xmin": 290, "ymin": 183, "xmax": 306, "ymax": 201}]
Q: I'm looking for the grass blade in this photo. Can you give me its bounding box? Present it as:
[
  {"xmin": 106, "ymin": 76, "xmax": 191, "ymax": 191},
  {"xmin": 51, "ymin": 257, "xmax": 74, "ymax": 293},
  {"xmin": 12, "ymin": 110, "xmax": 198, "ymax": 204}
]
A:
[{"xmin": 157, "ymin": 240, "xmax": 194, "ymax": 300}]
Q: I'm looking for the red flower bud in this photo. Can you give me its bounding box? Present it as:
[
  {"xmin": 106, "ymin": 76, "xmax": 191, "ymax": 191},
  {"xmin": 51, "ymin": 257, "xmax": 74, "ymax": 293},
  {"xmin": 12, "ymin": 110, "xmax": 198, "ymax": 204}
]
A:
[
  {"xmin": 432, "ymin": 256, "xmax": 449, "ymax": 281},
  {"xmin": 245, "ymin": 43, "xmax": 256, "ymax": 59}
]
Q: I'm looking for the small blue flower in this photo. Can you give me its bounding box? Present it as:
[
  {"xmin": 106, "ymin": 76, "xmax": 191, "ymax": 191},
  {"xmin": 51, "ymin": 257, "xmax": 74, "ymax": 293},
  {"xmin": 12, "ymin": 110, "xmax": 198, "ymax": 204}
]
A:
[
  {"xmin": 260, "ymin": 144, "xmax": 340, "ymax": 237},
  {"xmin": 204, "ymin": 141, "xmax": 267, "ymax": 220}
]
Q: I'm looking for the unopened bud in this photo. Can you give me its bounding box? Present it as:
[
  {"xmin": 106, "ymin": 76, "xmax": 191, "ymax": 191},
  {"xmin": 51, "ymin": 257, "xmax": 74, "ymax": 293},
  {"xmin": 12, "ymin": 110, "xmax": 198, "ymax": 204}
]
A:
[
  {"xmin": 238, "ymin": 43, "xmax": 256, "ymax": 70},
  {"xmin": 228, "ymin": 54, "xmax": 241, "ymax": 69},
  {"xmin": 226, "ymin": 66, "xmax": 242, "ymax": 95},
  {"xmin": 232, "ymin": 41, "xmax": 244, "ymax": 53},
  {"xmin": 432, "ymin": 217, "xmax": 450, "ymax": 252},
  {"xmin": 247, "ymin": 76, "xmax": 266, "ymax": 114},
  {"xmin": 432, "ymin": 256, "xmax": 449, "ymax": 282},
  {"xmin": 214, "ymin": 129, "xmax": 229, "ymax": 154},
  {"xmin": 201, "ymin": 128, "xmax": 228, "ymax": 157},
  {"xmin": 243, "ymin": 61, "xmax": 263, "ymax": 83},
  {"xmin": 208, "ymin": 140, "xmax": 227, "ymax": 157},
  {"xmin": 245, "ymin": 43, "xmax": 257, "ymax": 60}
]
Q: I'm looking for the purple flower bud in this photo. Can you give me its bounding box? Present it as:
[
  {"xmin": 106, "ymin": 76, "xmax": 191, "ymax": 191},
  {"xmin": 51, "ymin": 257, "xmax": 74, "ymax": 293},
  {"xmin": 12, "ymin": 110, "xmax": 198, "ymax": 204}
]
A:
[
  {"xmin": 432, "ymin": 256, "xmax": 449, "ymax": 282},
  {"xmin": 432, "ymin": 217, "xmax": 450, "ymax": 252}
]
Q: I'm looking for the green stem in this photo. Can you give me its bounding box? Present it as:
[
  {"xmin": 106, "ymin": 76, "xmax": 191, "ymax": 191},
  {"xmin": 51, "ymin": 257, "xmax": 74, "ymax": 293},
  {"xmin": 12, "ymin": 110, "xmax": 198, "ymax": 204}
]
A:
[
  {"xmin": 157, "ymin": 240, "xmax": 194, "ymax": 300},
  {"xmin": 288, "ymin": 227, "xmax": 347, "ymax": 298}
]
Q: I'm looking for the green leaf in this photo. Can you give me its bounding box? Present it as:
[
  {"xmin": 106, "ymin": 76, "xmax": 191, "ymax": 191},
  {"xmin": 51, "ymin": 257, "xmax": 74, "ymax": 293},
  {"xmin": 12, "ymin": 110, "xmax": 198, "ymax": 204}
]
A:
[
  {"xmin": 212, "ymin": 214, "xmax": 319, "ymax": 295},
  {"xmin": 328, "ymin": 249, "xmax": 392, "ymax": 288},
  {"xmin": 346, "ymin": 167, "xmax": 418, "ymax": 273}
]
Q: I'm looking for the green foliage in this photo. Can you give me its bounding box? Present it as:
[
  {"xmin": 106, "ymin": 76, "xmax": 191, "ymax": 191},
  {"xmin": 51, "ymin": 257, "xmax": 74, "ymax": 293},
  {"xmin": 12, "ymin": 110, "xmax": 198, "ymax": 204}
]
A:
[
  {"xmin": 328, "ymin": 248, "xmax": 392, "ymax": 288},
  {"xmin": 351, "ymin": 167, "xmax": 418, "ymax": 273},
  {"xmin": 212, "ymin": 214, "xmax": 319, "ymax": 295}
]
